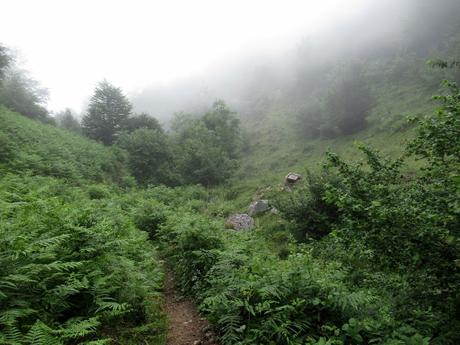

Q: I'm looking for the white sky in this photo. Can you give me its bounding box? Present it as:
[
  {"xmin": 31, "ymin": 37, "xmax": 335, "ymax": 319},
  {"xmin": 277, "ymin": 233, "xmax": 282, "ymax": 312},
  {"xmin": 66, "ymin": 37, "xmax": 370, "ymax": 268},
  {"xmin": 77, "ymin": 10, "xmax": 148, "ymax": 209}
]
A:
[{"xmin": 1, "ymin": 0, "xmax": 368, "ymax": 113}]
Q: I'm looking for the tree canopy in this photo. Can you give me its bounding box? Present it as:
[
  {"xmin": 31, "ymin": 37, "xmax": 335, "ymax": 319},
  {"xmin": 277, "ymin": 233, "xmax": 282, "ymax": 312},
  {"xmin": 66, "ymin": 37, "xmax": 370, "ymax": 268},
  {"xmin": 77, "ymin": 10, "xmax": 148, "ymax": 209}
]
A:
[
  {"xmin": 55, "ymin": 108, "xmax": 81, "ymax": 133},
  {"xmin": 0, "ymin": 67, "xmax": 50, "ymax": 123},
  {"xmin": 0, "ymin": 44, "xmax": 10, "ymax": 82},
  {"xmin": 82, "ymin": 80, "xmax": 132, "ymax": 145},
  {"xmin": 123, "ymin": 112, "xmax": 163, "ymax": 133},
  {"xmin": 171, "ymin": 101, "xmax": 241, "ymax": 186},
  {"xmin": 116, "ymin": 128, "xmax": 174, "ymax": 186}
]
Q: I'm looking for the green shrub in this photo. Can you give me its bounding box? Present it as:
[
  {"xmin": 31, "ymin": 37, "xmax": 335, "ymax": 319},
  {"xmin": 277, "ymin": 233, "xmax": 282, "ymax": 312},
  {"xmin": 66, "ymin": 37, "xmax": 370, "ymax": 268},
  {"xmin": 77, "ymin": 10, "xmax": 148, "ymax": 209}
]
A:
[
  {"xmin": 115, "ymin": 128, "xmax": 175, "ymax": 186},
  {"xmin": 87, "ymin": 184, "xmax": 111, "ymax": 200},
  {"xmin": 274, "ymin": 171, "xmax": 340, "ymax": 240},
  {"xmin": 157, "ymin": 207, "xmax": 428, "ymax": 344},
  {"xmin": 133, "ymin": 201, "xmax": 168, "ymax": 239},
  {"xmin": 274, "ymin": 80, "xmax": 460, "ymax": 344},
  {"xmin": 159, "ymin": 213, "xmax": 223, "ymax": 295}
]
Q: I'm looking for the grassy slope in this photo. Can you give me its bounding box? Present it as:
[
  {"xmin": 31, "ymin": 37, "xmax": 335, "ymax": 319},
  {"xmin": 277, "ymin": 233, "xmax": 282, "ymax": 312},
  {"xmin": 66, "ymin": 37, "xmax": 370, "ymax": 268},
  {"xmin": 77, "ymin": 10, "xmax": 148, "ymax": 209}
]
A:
[
  {"xmin": 223, "ymin": 75, "xmax": 439, "ymax": 212},
  {"xmin": 0, "ymin": 106, "xmax": 130, "ymax": 184}
]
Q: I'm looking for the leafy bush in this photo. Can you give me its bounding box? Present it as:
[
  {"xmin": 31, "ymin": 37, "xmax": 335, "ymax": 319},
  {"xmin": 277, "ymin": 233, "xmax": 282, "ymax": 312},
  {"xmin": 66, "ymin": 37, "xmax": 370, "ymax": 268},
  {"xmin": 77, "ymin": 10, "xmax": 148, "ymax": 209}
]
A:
[
  {"xmin": 159, "ymin": 213, "xmax": 223, "ymax": 296},
  {"xmin": 87, "ymin": 184, "xmax": 111, "ymax": 199},
  {"xmin": 274, "ymin": 171, "xmax": 340, "ymax": 240},
  {"xmin": 123, "ymin": 113, "xmax": 163, "ymax": 133},
  {"xmin": 116, "ymin": 128, "xmax": 175, "ymax": 186},
  {"xmin": 133, "ymin": 200, "xmax": 169, "ymax": 239},
  {"xmin": 275, "ymin": 80, "xmax": 460, "ymax": 344},
  {"xmin": 408, "ymin": 79, "xmax": 460, "ymax": 164}
]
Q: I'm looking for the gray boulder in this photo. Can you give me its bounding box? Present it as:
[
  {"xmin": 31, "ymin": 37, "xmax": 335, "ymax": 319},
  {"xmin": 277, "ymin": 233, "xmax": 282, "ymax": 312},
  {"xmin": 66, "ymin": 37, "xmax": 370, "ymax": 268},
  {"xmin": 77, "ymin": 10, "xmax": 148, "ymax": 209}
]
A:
[
  {"xmin": 248, "ymin": 200, "xmax": 270, "ymax": 216},
  {"xmin": 225, "ymin": 214, "xmax": 254, "ymax": 231},
  {"xmin": 285, "ymin": 172, "xmax": 302, "ymax": 184}
]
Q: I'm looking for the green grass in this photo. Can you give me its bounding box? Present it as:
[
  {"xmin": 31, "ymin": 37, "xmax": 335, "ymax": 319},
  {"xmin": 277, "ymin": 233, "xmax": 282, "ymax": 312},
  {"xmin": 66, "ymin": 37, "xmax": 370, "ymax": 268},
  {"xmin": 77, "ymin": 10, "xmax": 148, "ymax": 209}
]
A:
[{"xmin": 224, "ymin": 77, "xmax": 439, "ymax": 212}]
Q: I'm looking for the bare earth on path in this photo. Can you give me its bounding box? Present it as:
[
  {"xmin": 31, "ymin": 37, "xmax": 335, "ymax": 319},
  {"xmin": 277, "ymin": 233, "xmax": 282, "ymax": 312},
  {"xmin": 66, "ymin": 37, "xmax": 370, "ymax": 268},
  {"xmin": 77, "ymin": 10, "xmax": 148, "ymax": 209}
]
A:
[{"xmin": 163, "ymin": 269, "xmax": 218, "ymax": 345}]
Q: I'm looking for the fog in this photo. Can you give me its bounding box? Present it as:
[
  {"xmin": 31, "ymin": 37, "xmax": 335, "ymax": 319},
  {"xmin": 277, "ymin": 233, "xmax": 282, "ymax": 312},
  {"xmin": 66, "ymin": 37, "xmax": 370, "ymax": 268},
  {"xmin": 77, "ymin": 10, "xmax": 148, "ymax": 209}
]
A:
[
  {"xmin": 1, "ymin": 0, "xmax": 459, "ymax": 120},
  {"xmin": 1, "ymin": 0, "xmax": 367, "ymax": 113},
  {"xmin": 131, "ymin": 0, "xmax": 460, "ymax": 122}
]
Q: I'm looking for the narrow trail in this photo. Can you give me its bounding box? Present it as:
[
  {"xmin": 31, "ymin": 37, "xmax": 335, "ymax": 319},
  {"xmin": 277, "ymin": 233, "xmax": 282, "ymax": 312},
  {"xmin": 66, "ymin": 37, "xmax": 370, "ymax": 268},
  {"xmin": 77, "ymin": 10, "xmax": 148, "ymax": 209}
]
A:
[{"xmin": 163, "ymin": 269, "xmax": 218, "ymax": 345}]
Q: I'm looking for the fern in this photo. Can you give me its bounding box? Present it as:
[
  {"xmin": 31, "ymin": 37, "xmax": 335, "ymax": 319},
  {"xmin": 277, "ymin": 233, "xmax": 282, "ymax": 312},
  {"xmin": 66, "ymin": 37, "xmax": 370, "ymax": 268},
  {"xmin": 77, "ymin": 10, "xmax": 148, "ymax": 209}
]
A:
[
  {"xmin": 25, "ymin": 321, "xmax": 62, "ymax": 345},
  {"xmin": 1, "ymin": 323, "xmax": 23, "ymax": 345},
  {"xmin": 57, "ymin": 317, "xmax": 100, "ymax": 340},
  {"xmin": 80, "ymin": 340, "xmax": 112, "ymax": 345},
  {"xmin": 0, "ymin": 174, "xmax": 165, "ymax": 344}
]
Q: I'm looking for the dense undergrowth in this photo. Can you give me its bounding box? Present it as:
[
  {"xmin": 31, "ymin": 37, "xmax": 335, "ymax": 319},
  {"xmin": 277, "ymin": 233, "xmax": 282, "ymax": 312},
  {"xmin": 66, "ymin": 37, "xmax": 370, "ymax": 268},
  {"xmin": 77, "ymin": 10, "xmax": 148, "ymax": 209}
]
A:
[
  {"xmin": 0, "ymin": 52, "xmax": 458, "ymax": 345},
  {"xmin": 155, "ymin": 80, "xmax": 459, "ymax": 344},
  {"xmin": 0, "ymin": 175, "xmax": 166, "ymax": 344},
  {"xmin": 155, "ymin": 199, "xmax": 436, "ymax": 344},
  {"xmin": 0, "ymin": 109, "xmax": 166, "ymax": 344}
]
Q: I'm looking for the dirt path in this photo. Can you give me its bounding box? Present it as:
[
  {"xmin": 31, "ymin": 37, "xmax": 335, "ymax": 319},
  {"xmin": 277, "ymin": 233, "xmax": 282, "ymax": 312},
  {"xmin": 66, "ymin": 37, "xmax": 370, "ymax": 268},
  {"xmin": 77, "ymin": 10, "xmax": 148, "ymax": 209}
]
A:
[{"xmin": 163, "ymin": 269, "xmax": 218, "ymax": 345}]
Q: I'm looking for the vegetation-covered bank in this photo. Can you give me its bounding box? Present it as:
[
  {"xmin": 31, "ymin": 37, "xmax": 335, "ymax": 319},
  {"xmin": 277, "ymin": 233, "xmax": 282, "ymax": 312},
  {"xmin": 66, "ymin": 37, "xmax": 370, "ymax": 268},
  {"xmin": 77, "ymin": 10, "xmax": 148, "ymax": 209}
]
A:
[
  {"xmin": 0, "ymin": 106, "xmax": 130, "ymax": 185},
  {"xmin": 155, "ymin": 80, "xmax": 459, "ymax": 344},
  {"xmin": 0, "ymin": 108, "xmax": 167, "ymax": 344},
  {"xmin": 0, "ymin": 174, "xmax": 167, "ymax": 344}
]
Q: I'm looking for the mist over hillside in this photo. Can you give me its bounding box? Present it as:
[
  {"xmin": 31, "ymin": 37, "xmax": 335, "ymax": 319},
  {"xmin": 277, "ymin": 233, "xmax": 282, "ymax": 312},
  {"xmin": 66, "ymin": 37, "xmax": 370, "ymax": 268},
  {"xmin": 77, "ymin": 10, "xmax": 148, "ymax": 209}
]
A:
[{"xmin": 132, "ymin": 0, "xmax": 460, "ymax": 124}]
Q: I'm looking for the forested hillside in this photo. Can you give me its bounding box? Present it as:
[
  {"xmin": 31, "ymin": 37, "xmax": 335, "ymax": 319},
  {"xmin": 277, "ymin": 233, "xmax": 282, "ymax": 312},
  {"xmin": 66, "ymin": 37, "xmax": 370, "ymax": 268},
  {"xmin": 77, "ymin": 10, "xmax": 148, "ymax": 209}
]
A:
[{"xmin": 0, "ymin": 0, "xmax": 459, "ymax": 344}]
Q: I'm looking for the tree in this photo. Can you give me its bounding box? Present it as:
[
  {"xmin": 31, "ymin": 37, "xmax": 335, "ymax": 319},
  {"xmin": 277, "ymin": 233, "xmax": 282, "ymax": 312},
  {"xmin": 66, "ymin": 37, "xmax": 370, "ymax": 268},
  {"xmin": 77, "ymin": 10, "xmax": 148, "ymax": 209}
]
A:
[
  {"xmin": 123, "ymin": 112, "xmax": 162, "ymax": 133},
  {"xmin": 116, "ymin": 128, "xmax": 174, "ymax": 185},
  {"xmin": 0, "ymin": 67, "xmax": 51, "ymax": 123},
  {"xmin": 55, "ymin": 108, "xmax": 81, "ymax": 133},
  {"xmin": 0, "ymin": 44, "xmax": 52, "ymax": 124},
  {"xmin": 202, "ymin": 100, "xmax": 241, "ymax": 159},
  {"xmin": 0, "ymin": 44, "xmax": 11, "ymax": 83},
  {"xmin": 82, "ymin": 80, "xmax": 132, "ymax": 145},
  {"xmin": 297, "ymin": 99, "xmax": 323, "ymax": 139},
  {"xmin": 173, "ymin": 120, "xmax": 236, "ymax": 186},
  {"xmin": 324, "ymin": 65, "xmax": 374, "ymax": 136},
  {"xmin": 171, "ymin": 106, "xmax": 239, "ymax": 186}
]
